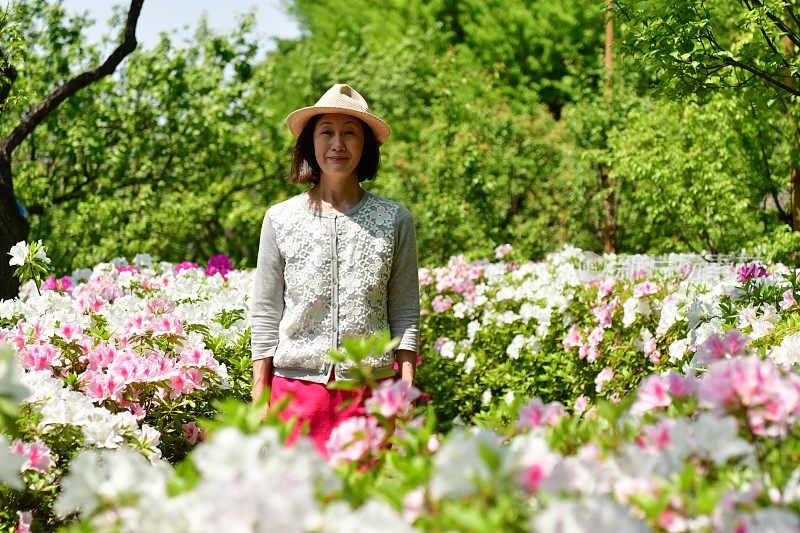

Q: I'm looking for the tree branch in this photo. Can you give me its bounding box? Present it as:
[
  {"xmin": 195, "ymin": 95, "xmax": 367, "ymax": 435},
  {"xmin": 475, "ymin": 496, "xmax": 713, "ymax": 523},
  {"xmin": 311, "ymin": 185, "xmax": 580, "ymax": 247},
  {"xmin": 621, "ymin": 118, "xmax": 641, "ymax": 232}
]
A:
[
  {"xmin": 762, "ymin": 5, "xmax": 800, "ymax": 50},
  {"xmin": 718, "ymin": 54, "xmax": 800, "ymax": 95},
  {"xmin": 743, "ymin": 0, "xmax": 793, "ymax": 68},
  {"xmin": 0, "ymin": 0, "xmax": 143, "ymax": 159}
]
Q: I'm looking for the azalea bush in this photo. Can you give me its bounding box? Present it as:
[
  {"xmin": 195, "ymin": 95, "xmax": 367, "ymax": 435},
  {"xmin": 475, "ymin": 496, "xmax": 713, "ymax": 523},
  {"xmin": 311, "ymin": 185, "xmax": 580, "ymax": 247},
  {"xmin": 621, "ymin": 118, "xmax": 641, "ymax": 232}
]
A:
[
  {"xmin": 0, "ymin": 247, "xmax": 253, "ymax": 530},
  {"xmin": 3, "ymin": 241, "xmax": 800, "ymax": 530},
  {"xmin": 415, "ymin": 245, "xmax": 800, "ymax": 428},
  {"xmin": 13, "ymin": 329, "xmax": 800, "ymax": 532}
]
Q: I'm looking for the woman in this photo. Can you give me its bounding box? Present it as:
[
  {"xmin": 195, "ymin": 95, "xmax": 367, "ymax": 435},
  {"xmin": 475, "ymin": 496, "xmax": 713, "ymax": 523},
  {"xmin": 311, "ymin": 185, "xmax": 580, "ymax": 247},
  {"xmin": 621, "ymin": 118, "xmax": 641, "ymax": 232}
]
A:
[{"xmin": 249, "ymin": 84, "xmax": 420, "ymax": 456}]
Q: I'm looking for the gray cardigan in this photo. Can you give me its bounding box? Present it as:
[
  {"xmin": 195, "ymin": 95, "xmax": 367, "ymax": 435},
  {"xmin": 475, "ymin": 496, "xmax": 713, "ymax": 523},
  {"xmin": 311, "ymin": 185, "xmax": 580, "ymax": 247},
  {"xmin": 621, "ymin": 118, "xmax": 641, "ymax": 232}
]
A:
[{"xmin": 249, "ymin": 190, "xmax": 420, "ymax": 383}]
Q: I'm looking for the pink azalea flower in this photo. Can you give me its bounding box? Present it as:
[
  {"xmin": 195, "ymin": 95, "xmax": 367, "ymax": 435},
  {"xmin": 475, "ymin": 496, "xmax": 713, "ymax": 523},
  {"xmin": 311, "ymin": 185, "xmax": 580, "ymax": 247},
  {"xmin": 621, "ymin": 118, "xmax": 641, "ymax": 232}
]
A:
[
  {"xmin": 42, "ymin": 276, "xmax": 58, "ymax": 291},
  {"xmin": 494, "ymin": 243, "xmax": 513, "ymax": 259},
  {"xmin": 699, "ymin": 356, "xmax": 800, "ymax": 437},
  {"xmin": 56, "ymin": 322, "xmax": 82, "ymax": 342},
  {"xmin": 17, "ymin": 511, "xmax": 32, "ymax": 533},
  {"xmin": 780, "ymin": 290, "xmax": 797, "ymax": 310},
  {"xmin": 81, "ymin": 371, "xmax": 125, "ymax": 402},
  {"xmin": 431, "ymin": 295, "xmax": 453, "ymax": 313},
  {"xmin": 183, "ymin": 421, "xmax": 205, "ymax": 445},
  {"xmin": 12, "ymin": 439, "xmax": 54, "ymax": 474},
  {"xmin": 667, "ymin": 371, "xmax": 698, "ymax": 398},
  {"xmin": 21, "ymin": 343, "xmax": 60, "ymax": 373},
  {"xmin": 723, "ymin": 329, "xmax": 749, "ymax": 356},
  {"xmin": 562, "ymin": 325, "xmax": 582, "ymax": 350},
  {"xmin": 586, "ymin": 345, "xmax": 601, "ymax": 363},
  {"xmin": 633, "ymin": 281, "xmax": 658, "ymax": 298},
  {"xmin": 174, "ymin": 261, "xmax": 201, "ymax": 273},
  {"xmin": 147, "ymin": 298, "xmax": 175, "ymax": 315},
  {"xmin": 592, "ymin": 304, "xmax": 614, "ymax": 328},
  {"xmin": 44, "ymin": 275, "xmax": 74, "ymax": 292},
  {"xmin": 150, "ymin": 314, "xmax": 185, "ymax": 336},
  {"xmin": 86, "ymin": 344, "xmax": 118, "ymax": 371},
  {"xmin": 631, "ymin": 374, "xmax": 673, "ymax": 415},
  {"xmin": 77, "ymin": 293, "xmax": 105, "ymax": 313},
  {"xmin": 433, "ymin": 337, "xmax": 449, "ymax": 353},
  {"xmin": 179, "ymin": 347, "xmax": 216, "ymax": 368},
  {"xmin": 366, "ymin": 379, "xmax": 421, "ymax": 418},
  {"xmin": 426, "ymin": 435, "xmax": 440, "ymax": 453},
  {"xmin": 522, "ymin": 462, "xmax": 552, "ymax": 492},
  {"xmin": 326, "ymin": 415, "xmax": 386, "ymax": 465},
  {"xmin": 587, "ymin": 327, "xmax": 605, "ymax": 348},
  {"xmin": 697, "ymin": 330, "xmax": 750, "ymax": 364},
  {"xmin": 643, "ymin": 338, "xmax": 658, "ymax": 356},
  {"xmin": 578, "ymin": 343, "xmax": 591, "ymax": 360},
  {"xmin": 573, "ymin": 395, "xmax": 589, "ymax": 415},
  {"xmin": 115, "ymin": 264, "xmax": 139, "ymax": 274},
  {"xmin": 594, "ymin": 367, "xmax": 614, "ymax": 392},
  {"xmin": 418, "ymin": 268, "xmax": 433, "ymax": 286},
  {"xmin": 635, "ymin": 419, "xmax": 674, "ymax": 453},
  {"xmin": 517, "ymin": 398, "xmax": 565, "ymax": 429},
  {"xmin": 597, "ymin": 277, "xmax": 617, "ymax": 299},
  {"xmin": 124, "ymin": 312, "xmax": 148, "ymax": 336},
  {"xmin": 402, "ymin": 487, "xmax": 426, "ymax": 523},
  {"xmin": 658, "ymin": 510, "xmax": 689, "ymax": 533},
  {"xmin": 643, "ymin": 338, "xmax": 661, "ymax": 363}
]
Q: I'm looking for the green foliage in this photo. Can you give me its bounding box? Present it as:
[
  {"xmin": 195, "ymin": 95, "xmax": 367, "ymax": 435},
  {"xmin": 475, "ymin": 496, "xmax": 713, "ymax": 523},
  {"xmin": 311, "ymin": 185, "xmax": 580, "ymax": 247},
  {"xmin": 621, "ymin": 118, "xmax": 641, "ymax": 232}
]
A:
[
  {"xmin": 616, "ymin": 0, "xmax": 799, "ymax": 99},
  {"xmin": 328, "ymin": 332, "xmax": 400, "ymax": 390},
  {"xmin": 608, "ymin": 93, "xmax": 769, "ymax": 253},
  {"xmin": 752, "ymin": 224, "xmax": 800, "ymax": 266},
  {"xmin": 5, "ymin": 0, "xmax": 800, "ymax": 276}
]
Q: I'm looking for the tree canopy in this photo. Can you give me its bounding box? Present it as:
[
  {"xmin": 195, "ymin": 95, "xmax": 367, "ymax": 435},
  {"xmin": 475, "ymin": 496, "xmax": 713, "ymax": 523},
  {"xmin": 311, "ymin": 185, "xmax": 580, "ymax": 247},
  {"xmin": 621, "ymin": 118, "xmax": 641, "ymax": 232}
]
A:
[{"xmin": 1, "ymin": 0, "xmax": 797, "ymax": 275}]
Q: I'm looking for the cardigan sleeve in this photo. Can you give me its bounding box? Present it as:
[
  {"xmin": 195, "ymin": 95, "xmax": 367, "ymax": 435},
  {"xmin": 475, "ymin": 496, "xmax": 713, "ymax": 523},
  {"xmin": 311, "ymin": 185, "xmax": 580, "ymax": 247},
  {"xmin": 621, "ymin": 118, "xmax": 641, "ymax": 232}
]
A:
[
  {"xmin": 387, "ymin": 206, "xmax": 420, "ymax": 352},
  {"xmin": 249, "ymin": 211, "xmax": 285, "ymax": 361}
]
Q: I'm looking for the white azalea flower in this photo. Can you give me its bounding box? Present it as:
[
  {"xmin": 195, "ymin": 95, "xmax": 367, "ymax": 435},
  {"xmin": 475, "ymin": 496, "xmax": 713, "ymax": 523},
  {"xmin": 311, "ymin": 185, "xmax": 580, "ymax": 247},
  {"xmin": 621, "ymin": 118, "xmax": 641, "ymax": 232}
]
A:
[
  {"xmin": 322, "ymin": 500, "xmax": 417, "ymax": 533},
  {"xmin": 7, "ymin": 241, "xmax": 29, "ymax": 267},
  {"xmin": 430, "ymin": 429, "xmax": 505, "ymax": 499}
]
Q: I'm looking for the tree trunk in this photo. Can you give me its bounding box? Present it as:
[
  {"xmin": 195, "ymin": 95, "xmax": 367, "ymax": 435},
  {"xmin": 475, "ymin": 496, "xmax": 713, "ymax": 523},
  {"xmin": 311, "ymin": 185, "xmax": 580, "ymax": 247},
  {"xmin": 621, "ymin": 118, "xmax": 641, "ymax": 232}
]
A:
[
  {"xmin": 784, "ymin": 36, "xmax": 800, "ymax": 230},
  {"xmin": 600, "ymin": 0, "xmax": 617, "ymax": 253},
  {"xmin": 0, "ymin": 155, "xmax": 27, "ymax": 299},
  {"xmin": 604, "ymin": 0, "xmax": 613, "ymax": 99},
  {"xmin": 599, "ymin": 163, "xmax": 617, "ymax": 253}
]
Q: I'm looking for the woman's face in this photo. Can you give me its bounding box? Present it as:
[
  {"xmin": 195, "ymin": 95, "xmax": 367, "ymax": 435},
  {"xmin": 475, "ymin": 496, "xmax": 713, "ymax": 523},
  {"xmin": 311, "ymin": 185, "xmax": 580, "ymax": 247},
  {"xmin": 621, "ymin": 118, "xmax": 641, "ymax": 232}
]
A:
[{"xmin": 313, "ymin": 113, "xmax": 364, "ymax": 182}]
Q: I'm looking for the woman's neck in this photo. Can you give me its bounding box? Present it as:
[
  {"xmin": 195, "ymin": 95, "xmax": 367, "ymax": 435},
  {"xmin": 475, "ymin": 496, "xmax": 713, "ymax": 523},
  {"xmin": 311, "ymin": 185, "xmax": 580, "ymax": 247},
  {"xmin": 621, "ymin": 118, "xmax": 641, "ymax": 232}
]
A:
[{"xmin": 308, "ymin": 175, "xmax": 363, "ymax": 212}]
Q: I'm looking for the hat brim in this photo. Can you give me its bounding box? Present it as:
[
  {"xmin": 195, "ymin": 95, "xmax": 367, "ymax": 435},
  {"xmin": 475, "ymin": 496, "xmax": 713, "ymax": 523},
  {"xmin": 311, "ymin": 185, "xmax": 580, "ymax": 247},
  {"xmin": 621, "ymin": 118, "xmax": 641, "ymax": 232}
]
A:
[{"xmin": 286, "ymin": 106, "xmax": 391, "ymax": 145}]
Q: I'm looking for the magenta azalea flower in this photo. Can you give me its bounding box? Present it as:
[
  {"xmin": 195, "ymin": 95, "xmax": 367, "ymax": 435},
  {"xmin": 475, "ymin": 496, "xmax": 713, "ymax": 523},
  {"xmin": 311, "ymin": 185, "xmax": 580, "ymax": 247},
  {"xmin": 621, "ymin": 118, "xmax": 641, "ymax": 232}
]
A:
[
  {"xmin": 204, "ymin": 254, "xmax": 233, "ymax": 277},
  {"xmin": 737, "ymin": 262, "xmax": 769, "ymax": 284}
]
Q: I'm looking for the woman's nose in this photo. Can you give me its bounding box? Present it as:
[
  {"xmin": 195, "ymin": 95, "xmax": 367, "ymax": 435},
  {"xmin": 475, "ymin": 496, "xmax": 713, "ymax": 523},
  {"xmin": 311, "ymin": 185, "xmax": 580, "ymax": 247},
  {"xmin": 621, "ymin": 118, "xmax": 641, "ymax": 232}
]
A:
[{"xmin": 331, "ymin": 134, "xmax": 344, "ymax": 149}]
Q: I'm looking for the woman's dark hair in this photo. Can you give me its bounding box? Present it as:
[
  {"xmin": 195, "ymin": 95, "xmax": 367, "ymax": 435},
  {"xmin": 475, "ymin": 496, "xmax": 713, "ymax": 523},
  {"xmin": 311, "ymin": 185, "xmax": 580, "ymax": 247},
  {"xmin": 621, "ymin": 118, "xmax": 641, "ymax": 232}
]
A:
[{"xmin": 290, "ymin": 114, "xmax": 381, "ymax": 184}]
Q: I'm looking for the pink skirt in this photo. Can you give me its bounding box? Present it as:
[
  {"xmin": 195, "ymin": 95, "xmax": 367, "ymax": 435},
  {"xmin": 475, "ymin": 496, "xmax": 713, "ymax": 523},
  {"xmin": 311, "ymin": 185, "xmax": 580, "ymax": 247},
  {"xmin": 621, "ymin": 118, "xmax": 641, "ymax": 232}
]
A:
[{"xmin": 269, "ymin": 374, "xmax": 377, "ymax": 458}]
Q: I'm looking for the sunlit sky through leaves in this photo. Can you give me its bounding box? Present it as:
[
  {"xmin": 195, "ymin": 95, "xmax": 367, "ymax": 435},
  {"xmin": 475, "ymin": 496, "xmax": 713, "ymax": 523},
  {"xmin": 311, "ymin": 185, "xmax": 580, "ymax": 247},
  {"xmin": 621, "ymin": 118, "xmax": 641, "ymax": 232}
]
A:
[{"xmin": 51, "ymin": 0, "xmax": 301, "ymax": 55}]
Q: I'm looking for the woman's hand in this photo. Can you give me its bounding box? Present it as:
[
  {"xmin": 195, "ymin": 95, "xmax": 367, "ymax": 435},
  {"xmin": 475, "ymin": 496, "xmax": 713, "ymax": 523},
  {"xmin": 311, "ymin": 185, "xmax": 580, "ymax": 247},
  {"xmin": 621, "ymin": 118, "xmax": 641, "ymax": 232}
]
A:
[
  {"xmin": 395, "ymin": 349, "xmax": 417, "ymax": 386},
  {"xmin": 251, "ymin": 358, "xmax": 273, "ymax": 419}
]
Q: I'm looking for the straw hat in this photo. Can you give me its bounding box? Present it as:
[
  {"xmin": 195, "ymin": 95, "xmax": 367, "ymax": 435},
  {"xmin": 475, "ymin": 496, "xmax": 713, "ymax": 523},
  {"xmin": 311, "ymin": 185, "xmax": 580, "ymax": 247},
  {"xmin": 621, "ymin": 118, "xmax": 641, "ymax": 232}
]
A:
[{"xmin": 286, "ymin": 84, "xmax": 391, "ymax": 145}]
